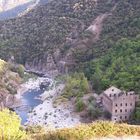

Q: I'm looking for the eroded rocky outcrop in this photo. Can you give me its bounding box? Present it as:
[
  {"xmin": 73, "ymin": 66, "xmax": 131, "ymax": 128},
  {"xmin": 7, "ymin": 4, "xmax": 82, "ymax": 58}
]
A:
[{"xmin": 0, "ymin": 59, "xmax": 22, "ymax": 109}]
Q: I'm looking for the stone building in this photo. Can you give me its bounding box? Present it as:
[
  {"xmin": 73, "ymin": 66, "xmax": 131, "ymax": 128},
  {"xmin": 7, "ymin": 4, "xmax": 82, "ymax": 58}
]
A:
[{"xmin": 102, "ymin": 86, "xmax": 139, "ymax": 122}]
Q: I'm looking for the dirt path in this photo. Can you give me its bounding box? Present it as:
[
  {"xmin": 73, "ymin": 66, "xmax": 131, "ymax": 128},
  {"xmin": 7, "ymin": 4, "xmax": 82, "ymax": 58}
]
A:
[
  {"xmin": 86, "ymin": 4, "xmax": 118, "ymax": 42},
  {"xmin": 86, "ymin": 13, "xmax": 111, "ymax": 41}
]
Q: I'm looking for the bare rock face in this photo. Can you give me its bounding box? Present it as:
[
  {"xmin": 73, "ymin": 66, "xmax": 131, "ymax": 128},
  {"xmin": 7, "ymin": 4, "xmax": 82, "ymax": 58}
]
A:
[
  {"xmin": 0, "ymin": 59, "xmax": 22, "ymax": 109},
  {"xmin": 25, "ymin": 53, "xmax": 59, "ymax": 77},
  {"xmin": 0, "ymin": 90, "xmax": 16, "ymax": 109}
]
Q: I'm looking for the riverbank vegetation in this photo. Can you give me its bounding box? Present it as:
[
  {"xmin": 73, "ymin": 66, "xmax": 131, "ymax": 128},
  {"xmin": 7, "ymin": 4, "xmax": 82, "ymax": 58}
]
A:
[
  {"xmin": 57, "ymin": 73, "xmax": 89, "ymax": 112},
  {"xmin": 63, "ymin": 73, "xmax": 89, "ymax": 99}
]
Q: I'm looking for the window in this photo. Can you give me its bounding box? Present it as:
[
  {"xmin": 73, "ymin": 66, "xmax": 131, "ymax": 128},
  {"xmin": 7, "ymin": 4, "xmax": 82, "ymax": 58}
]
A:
[
  {"xmin": 115, "ymin": 110, "xmax": 117, "ymax": 113},
  {"xmin": 120, "ymin": 109, "xmax": 122, "ymax": 112},
  {"xmin": 125, "ymin": 103, "xmax": 127, "ymax": 106},
  {"xmin": 110, "ymin": 94, "xmax": 111, "ymax": 97},
  {"xmin": 125, "ymin": 116, "xmax": 127, "ymax": 119},
  {"xmin": 125, "ymin": 109, "xmax": 127, "ymax": 112},
  {"xmin": 130, "ymin": 103, "xmax": 132, "ymax": 106},
  {"xmin": 120, "ymin": 103, "xmax": 122, "ymax": 106},
  {"xmin": 120, "ymin": 116, "xmax": 122, "ymax": 119},
  {"xmin": 112, "ymin": 89, "xmax": 114, "ymax": 91},
  {"xmin": 114, "ymin": 94, "xmax": 116, "ymax": 97},
  {"xmin": 115, "ymin": 104, "xmax": 117, "ymax": 107}
]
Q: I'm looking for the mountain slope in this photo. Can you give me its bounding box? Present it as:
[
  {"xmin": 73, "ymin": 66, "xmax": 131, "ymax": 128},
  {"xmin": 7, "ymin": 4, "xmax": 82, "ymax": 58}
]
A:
[
  {"xmin": 0, "ymin": 0, "xmax": 139, "ymax": 76},
  {"xmin": 82, "ymin": 38, "xmax": 140, "ymax": 93}
]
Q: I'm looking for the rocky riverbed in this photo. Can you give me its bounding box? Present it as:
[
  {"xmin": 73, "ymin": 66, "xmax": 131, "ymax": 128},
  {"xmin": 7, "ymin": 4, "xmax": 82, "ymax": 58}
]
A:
[{"xmin": 15, "ymin": 77, "xmax": 81, "ymax": 128}]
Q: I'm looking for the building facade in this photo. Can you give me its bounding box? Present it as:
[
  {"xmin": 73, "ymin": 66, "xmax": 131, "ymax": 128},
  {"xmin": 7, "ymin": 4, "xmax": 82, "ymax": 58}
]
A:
[{"xmin": 102, "ymin": 86, "xmax": 139, "ymax": 122}]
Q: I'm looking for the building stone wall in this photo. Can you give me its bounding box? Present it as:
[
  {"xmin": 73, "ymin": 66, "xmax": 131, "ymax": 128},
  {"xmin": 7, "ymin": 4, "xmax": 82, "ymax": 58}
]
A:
[
  {"xmin": 111, "ymin": 93, "xmax": 136, "ymax": 121},
  {"xmin": 102, "ymin": 87, "xmax": 139, "ymax": 122},
  {"xmin": 102, "ymin": 94, "xmax": 112, "ymax": 114}
]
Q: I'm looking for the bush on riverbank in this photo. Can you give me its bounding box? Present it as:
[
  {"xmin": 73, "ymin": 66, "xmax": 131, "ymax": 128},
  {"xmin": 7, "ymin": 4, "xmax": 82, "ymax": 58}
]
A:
[
  {"xmin": 28, "ymin": 121, "xmax": 140, "ymax": 140},
  {"xmin": 62, "ymin": 73, "xmax": 89, "ymax": 99},
  {"xmin": 75, "ymin": 98, "xmax": 85, "ymax": 112},
  {"xmin": 60, "ymin": 73, "xmax": 89, "ymax": 112}
]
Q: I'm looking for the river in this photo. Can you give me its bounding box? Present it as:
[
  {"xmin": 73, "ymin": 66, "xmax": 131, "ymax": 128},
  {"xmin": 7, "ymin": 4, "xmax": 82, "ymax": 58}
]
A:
[
  {"xmin": 14, "ymin": 77, "xmax": 52, "ymax": 124},
  {"xmin": 15, "ymin": 89, "xmax": 43, "ymax": 124},
  {"xmin": 14, "ymin": 77, "xmax": 81, "ymax": 128}
]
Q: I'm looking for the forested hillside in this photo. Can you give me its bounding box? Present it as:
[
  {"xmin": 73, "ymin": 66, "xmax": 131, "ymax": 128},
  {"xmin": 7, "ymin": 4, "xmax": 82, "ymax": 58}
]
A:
[
  {"xmin": 0, "ymin": 0, "xmax": 38, "ymax": 20},
  {"xmin": 0, "ymin": 0, "xmax": 139, "ymax": 90},
  {"xmin": 0, "ymin": 0, "xmax": 140, "ymax": 69},
  {"xmin": 81, "ymin": 38, "xmax": 140, "ymax": 93},
  {"xmin": 0, "ymin": 0, "xmax": 114, "ymax": 63}
]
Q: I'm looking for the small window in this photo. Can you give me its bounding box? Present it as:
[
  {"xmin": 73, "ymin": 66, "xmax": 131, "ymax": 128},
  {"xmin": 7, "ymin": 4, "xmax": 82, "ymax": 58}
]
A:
[
  {"xmin": 120, "ymin": 109, "xmax": 122, "ymax": 112},
  {"xmin": 125, "ymin": 116, "xmax": 127, "ymax": 119},
  {"xmin": 110, "ymin": 94, "xmax": 111, "ymax": 97},
  {"xmin": 114, "ymin": 94, "xmax": 116, "ymax": 97},
  {"xmin": 120, "ymin": 103, "xmax": 122, "ymax": 106},
  {"xmin": 115, "ymin": 110, "xmax": 117, "ymax": 113},
  {"xmin": 130, "ymin": 103, "xmax": 132, "ymax": 106},
  {"xmin": 120, "ymin": 116, "xmax": 122, "ymax": 119},
  {"xmin": 125, "ymin": 103, "xmax": 127, "ymax": 106},
  {"xmin": 112, "ymin": 89, "xmax": 114, "ymax": 91},
  {"xmin": 125, "ymin": 109, "xmax": 127, "ymax": 112},
  {"xmin": 115, "ymin": 104, "xmax": 117, "ymax": 107}
]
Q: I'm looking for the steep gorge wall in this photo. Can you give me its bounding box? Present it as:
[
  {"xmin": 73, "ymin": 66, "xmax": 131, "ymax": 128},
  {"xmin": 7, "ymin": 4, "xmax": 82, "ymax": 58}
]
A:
[{"xmin": 0, "ymin": 59, "xmax": 22, "ymax": 109}]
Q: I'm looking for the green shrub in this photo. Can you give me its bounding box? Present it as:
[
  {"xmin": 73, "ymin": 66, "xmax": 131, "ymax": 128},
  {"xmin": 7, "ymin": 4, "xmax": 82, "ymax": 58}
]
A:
[
  {"xmin": 63, "ymin": 73, "xmax": 89, "ymax": 99},
  {"xmin": 0, "ymin": 109, "xmax": 26, "ymax": 140},
  {"xmin": 75, "ymin": 98, "xmax": 85, "ymax": 112},
  {"xmin": 87, "ymin": 103, "xmax": 102, "ymax": 119},
  {"xmin": 16, "ymin": 65, "xmax": 25, "ymax": 78}
]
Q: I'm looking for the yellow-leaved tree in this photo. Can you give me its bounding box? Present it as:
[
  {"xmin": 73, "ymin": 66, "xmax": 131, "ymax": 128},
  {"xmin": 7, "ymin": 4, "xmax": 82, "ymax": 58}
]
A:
[{"xmin": 0, "ymin": 109, "xmax": 26, "ymax": 140}]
